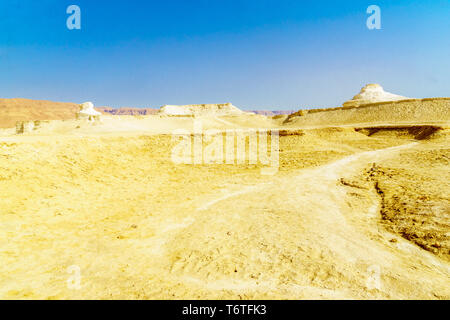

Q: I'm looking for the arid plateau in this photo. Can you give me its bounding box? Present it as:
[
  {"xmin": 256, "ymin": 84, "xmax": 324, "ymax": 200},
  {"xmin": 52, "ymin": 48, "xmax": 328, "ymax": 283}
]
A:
[{"xmin": 1, "ymin": 85, "xmax": 449, "ymax": 299}]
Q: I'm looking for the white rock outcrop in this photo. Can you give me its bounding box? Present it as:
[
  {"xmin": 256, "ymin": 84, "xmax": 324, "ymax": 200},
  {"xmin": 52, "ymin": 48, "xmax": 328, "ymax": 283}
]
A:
[
  {"xmin": 343, "ymin": 84, "xmax": 410, "ymax": 108},
  {"xmin": 76, "ymin": 102, "xmax": 101, "ymax": 121},
  {"xmin": 158, "ymin": 103, "xmax": 243, "ymax": 116}
]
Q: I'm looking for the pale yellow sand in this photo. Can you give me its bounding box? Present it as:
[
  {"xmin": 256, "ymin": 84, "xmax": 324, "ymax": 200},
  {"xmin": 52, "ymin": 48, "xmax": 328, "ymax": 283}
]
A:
[{"xmin": 0, "ymin": 115, "xmax": 448, "ymax": 299}]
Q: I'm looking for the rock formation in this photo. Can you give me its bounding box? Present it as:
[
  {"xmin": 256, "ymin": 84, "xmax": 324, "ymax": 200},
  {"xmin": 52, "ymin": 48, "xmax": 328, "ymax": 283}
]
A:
[
  {"xmin": 158, "ymin": 103, "xmax": 243, "ymax": 116},
  {"xmin": 343, "ymin": 84, "xmax": 410, "ymax": 108},
  {"xmin": 76, "ymin": 102, "xmax": 101, "ymax": 121}
]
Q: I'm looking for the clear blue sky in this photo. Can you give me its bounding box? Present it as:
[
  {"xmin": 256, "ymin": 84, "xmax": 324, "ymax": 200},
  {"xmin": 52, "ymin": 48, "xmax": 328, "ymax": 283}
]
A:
[{"xmin": 1, "ymin": 0, "xmax": 449, "ymax": 110}]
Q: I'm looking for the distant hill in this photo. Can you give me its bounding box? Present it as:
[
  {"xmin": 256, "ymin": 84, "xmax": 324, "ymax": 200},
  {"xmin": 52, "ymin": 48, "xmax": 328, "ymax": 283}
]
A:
[
  {"xmin": 286, "ymin": 98, "xmax": 450, "ymax": 127},
  {"xmin": 98, "ymin": 106, "xmax": 294, "ymax": 116},
  {"xmin": 96, "ymin": 107, "xmax": 159, "ymax": 116},
  {"xmin": 97, "ymin": 107, "xmax": 295, "ymax": 117},
  {"xmin": 0, "ymin": 98, "xmax": 79, "ymax": 128},
  {"xmin": 158, "ymin": 103, "xmax": 243, "ymax": 116},
  {"xmin": 0, "ymin": 98, "xmax": 162, "ymax": 128},
  {"xmin": 250, "ymin": 110, "xmax": 295, "ymax": 116}
]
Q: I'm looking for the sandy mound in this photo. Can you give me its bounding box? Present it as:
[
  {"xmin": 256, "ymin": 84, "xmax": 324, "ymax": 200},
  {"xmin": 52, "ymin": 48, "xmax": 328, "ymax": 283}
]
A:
[
  {"xmin": 343, "ymin": 84, "xmax": 409, "ymax": 108},
  {"xmin": 0, "ymin": 98, "xmax": 79, "ymax": 128},
  {"xmin": 159, "ymin": 103, "xmax": 243, "ymax": 116}
]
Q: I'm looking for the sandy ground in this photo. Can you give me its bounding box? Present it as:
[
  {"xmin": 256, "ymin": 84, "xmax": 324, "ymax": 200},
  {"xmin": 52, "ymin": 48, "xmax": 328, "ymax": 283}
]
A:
[{"xmin": 0, "ymin": 116, "xmax": 449, "ymax": 299}]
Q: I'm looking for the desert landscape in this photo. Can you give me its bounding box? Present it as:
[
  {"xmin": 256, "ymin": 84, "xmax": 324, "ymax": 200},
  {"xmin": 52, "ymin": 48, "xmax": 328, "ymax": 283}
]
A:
[{"xmin": 0, "ymin": 84, "xmax": 448, "ymax": 299}]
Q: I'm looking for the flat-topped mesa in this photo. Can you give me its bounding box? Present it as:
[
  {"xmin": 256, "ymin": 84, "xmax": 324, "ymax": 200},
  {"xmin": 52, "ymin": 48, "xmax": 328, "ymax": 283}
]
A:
[
  {"xmin": 343, "ymin": 84, "xmax": 410, "ymax": 108},
  {"xmin": 158, "ymin": 103, "xmax": 243, "ymax": 116}
]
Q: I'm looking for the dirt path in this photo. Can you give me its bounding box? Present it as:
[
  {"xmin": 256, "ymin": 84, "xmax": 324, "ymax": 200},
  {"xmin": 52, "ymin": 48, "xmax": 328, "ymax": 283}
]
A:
[
  {"xmin": 168, "ymin": 142, "xmax": 449, "ymax": 299},
  {"xmin": 1, "ymin": 137, "xmax": 448, "ymax": 299}
]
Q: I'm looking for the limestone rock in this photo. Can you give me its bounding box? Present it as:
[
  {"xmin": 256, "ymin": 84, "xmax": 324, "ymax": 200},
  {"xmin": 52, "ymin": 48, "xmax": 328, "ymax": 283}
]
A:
[
  {"xmin": 76, "ymin": 102, "xmax": 101, "ymax": 121},
  {"xmin": 158, "ymin": 103, "xmax": 243, "ymax": 116},
  {"xmin": 343, "ymin": 84, "xmax": 410, "ymax": 108}
]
